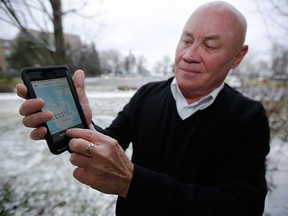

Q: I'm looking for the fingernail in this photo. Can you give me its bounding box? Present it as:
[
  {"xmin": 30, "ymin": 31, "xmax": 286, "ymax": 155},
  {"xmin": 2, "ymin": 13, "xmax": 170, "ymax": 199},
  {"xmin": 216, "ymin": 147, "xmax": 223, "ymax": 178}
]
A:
[
  {"xmin": 66, "ymin": 129, "xmax": 71, "ymax": 135},
  {"xmin": 43, "ymin": 111, "xmax": 53, "ymax": 120},
  {"xmin": 33, "ymin": 99, "xmax": 43, "ymax": 108}
]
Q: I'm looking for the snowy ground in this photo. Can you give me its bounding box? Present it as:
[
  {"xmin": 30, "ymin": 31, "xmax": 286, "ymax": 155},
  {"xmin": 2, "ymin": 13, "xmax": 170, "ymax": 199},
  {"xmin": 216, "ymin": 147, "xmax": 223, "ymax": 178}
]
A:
[
  {"xmin": 0, "ymin": 77, "xmax": 287, "ymax": 215},
  {"xmin": 264, "ymin": 138, "xmax": 288, "ymax": 216},
  {"xmin": 0, "ymin": 84, "xmax": 133, "ymax": 215}
]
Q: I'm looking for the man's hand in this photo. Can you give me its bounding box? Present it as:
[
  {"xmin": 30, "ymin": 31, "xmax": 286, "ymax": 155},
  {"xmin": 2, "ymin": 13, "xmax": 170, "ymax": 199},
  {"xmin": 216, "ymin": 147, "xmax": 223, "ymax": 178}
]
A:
[
  {"xmin": 67, "ymin": 128, "xmax": 134, "ymax": 198},
  {"xmin": 16, "ymin": 70, "xmax": 92, "ymax": 140}
]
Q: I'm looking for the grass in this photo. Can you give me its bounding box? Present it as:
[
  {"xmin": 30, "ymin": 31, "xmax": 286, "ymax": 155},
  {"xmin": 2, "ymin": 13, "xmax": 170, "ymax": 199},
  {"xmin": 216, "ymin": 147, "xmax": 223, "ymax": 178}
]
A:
[
  {"xmin": 0, "ymin": 75, "xmax": 21, "ymax": 93},
  {"xmin": 0, "ymin": 176, "xmax": 102, "ymax": 215},
  {"xmin": 243, "ymin": 79, "xmax": 288, "ymax": 141},
  {"xmin": 263, "ymin": 99, "xmax": 288, "ymax": 141}
]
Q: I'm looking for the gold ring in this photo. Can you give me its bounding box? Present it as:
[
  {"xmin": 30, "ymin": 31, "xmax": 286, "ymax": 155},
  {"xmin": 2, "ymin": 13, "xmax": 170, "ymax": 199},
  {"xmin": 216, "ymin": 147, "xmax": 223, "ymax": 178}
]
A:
[{"xmin": 85, "ymin": 142, "xmax": 95, "ymax": 157}]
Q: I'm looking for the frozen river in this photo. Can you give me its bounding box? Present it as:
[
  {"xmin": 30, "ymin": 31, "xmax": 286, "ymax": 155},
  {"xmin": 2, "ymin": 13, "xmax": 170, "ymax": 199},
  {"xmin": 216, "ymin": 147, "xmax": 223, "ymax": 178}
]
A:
[{"xmin": 0, "ymin": 80, "xmax": 288, "ymax": 215}]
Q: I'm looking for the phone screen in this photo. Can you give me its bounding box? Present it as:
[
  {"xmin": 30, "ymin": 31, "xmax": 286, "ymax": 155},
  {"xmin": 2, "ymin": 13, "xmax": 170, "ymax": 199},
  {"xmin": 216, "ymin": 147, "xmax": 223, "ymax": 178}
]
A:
[{"xmin": 31, "ymin": 77, "xmax": 84, "ymax": 143}]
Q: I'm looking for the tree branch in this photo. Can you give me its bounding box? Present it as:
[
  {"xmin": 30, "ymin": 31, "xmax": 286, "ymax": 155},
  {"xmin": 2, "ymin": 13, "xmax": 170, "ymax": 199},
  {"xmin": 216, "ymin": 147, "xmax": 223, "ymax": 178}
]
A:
[{"xmin": 1, "ymin": 0, "xmax": 55, "ymax": 53}]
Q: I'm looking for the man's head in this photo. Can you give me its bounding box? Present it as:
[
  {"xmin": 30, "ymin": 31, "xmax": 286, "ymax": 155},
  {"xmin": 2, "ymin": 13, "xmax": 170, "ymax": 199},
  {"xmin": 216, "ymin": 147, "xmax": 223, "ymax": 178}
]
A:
[{"xmin": 174, "ymin": 1, "xmax": 248, "ymax": 103}]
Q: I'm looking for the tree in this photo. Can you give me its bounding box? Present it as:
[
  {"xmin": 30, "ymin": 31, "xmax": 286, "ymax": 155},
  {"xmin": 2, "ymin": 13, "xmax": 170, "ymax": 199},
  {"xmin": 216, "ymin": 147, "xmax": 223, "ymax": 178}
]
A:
[
  {"xmin": 8, "ymin": 33, "xmax": 54, "ymax": 71},
  {"xmin": 77, "ymin": 43, "xmax": 101, "ymax": 77},
  {"xmin": 136, "ymin": 55, "xmax": 149, "ymax": 76},
  {"xmin": 153, "ymin": 55, "xmax": 172, "ymax": 77},
  {"xmin": 271, "ymin": 43, "xmax": 288, "ymax": 78},
  {"xmin": 1, "ymin": 0, "xmax": 66, "ymax": 64},
  {"xmin": 253, "ymin": 3, "xmax": 288, "ymax": 195},
  {"xmin": 0, "ymin": 0, "xmax": 103, "ymax": 72},
  {"xmin": 124, "ymin": 51, "xmax": 136, "ymax": 74},
  {"xmin": 50, "ymin": 0, "xmax": 65, "ymax": 64},
  {"xmin": 256, "ymin": 0, "xmax": 288, "ymax": 43},
  {"xmin": 100, "ymin": 49, "xmax": 122, "ymax": 75},
  {"xmin": 255, "ymin": 0, "xmax": 288, "ymax": 77}
]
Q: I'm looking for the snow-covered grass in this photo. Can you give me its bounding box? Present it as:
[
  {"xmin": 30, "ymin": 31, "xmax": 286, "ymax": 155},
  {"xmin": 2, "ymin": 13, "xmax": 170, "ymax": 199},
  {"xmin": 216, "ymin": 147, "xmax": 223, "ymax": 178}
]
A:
[{"xmin": 0, "ymin": 88, "xmax": 133, "ymax": 215}]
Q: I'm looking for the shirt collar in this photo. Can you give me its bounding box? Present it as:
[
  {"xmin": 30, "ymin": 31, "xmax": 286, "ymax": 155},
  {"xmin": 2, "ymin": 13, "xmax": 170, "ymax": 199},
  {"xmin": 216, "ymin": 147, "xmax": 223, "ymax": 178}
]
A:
[{"xmin": 170, "ymin": 77, "xmax": 224, "ymax": 120}]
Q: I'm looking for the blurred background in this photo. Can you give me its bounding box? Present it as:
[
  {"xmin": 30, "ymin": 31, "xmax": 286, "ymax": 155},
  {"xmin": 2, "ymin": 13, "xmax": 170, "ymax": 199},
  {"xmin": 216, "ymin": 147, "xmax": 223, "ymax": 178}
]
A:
[{"xmin": 0, "ymin": 0, "xmax": 287, "ymax": 215}]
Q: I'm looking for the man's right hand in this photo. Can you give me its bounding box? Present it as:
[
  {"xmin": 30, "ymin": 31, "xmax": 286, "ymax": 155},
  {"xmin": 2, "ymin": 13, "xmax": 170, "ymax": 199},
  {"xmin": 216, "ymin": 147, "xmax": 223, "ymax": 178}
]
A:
[{"xmin": 16, "ymin": 69, "xmax": 93, "ymax": 140}]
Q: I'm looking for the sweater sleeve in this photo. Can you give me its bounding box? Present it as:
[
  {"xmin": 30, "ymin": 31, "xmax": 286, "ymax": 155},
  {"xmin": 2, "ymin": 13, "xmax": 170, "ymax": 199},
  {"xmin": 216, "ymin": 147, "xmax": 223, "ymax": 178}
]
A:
[
  {"xmin": 115, "ymin": 98, "xmax": 270, "ymax": 216},
  {"xmin": 117, "ymin": 165, "xmax": 246, "ymax": 216}
]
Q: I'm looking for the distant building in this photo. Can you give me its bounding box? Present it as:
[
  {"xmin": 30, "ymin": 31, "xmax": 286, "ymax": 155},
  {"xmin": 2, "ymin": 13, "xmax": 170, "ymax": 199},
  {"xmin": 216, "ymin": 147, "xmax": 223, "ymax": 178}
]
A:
[
  {"xmin": 0, "ymin": 38, "xmax": 13, "ymax": 73},
  {"xmin": 17, "ymin": 29, "xmax": 82, "ymax": 63},
  {"xmin": 0, "ymin": 29, "xmax": 82, "ymax": 73}
]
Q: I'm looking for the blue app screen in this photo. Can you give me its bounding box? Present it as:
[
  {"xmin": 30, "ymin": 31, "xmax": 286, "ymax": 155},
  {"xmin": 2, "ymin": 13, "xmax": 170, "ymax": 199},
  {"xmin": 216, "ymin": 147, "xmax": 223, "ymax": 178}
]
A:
[{"xmin": 32, "ymin": 77, "xmax": 82, "ymax": 135}]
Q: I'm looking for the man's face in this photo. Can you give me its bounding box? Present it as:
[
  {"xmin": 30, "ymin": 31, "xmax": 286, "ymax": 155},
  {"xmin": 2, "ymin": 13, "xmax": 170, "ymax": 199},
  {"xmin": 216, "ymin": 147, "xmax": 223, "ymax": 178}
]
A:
[{"xmin": 174, "ymin": 8, "xmax": 246, "ymax": 100}]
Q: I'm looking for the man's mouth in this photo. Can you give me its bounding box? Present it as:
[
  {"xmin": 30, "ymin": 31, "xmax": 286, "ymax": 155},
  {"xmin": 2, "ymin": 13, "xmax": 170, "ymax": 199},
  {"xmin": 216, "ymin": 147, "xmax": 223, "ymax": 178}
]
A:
[{"xmin": 180, "ymin": 67, "xmax": 201, "ymax": 74}]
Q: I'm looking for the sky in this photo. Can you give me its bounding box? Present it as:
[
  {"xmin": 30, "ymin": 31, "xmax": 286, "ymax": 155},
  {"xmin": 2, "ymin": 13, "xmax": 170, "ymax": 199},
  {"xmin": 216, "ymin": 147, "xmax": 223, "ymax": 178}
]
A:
[
  {"xmin": 79, "ymin": 0, "xmax": 270, "ymax": 68},
  {"xmin": 0, "ymin": 0, "xmax": 278, "ymax": 70}
]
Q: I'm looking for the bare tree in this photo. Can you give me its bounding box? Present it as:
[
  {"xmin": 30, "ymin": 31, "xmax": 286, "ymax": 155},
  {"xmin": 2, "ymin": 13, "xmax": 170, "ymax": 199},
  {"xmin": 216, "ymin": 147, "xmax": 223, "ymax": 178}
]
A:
[
  {"xmin": 253, "ymin": 1, "xmax": 288, "ymax": 199},
  {"xmin": 255, "ymin": 0, "xmax": 288, "ymax": 44},
  {"xmin": 153, "ymin": 55, "xmax": 172, "ymax": 77},
  {"xmin": 124, "ymin": 51, "xmax": 136, "ymax": 74},
  {"xmin": 255, "ymin": 0, "xmax": 288, "ymax": 77},
  {"xmin": 136, "ymin": 55, "xmax": 148, "ymax": 76},
  {"xmin": 1, "ymin": 0, "xmax": 65, "ymax": 64},
  {"xmin": 0, "ymin": 0, "xmax": 102, "ymax": 65},
  {"xmin": 100, "ymin": 49, "xmax": 123, "ymax": 75},
  {"xmin": 49, "ymin": 0, "xmax": 65, "ymax": 63}
]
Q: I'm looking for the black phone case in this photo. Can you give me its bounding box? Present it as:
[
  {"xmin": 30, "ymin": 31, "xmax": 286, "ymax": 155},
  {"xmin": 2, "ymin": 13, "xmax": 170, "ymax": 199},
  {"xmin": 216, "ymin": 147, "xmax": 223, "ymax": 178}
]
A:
[{"xmin": 21, "ymin": 65, "xmax": 89, "ymax": 154}]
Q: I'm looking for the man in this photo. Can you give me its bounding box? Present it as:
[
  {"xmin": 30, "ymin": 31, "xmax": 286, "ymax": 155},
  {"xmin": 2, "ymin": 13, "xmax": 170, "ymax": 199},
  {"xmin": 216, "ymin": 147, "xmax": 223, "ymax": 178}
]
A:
[{"xmin": 17, "ymin": 1, "xmax": 270, "ymax": 215}]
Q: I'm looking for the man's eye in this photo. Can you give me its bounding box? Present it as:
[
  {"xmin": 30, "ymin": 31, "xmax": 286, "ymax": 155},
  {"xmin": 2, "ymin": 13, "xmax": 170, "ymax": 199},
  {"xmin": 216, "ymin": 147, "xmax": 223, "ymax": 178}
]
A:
[
  {"xmin": 182, "ymin": 38, "xmax": 193, "ymax": 45},
  {"xmin": 205, "ymin": 44, "xmax": 219, "ymax": 50},
  {"xmin": 205, "ymin": 44, "xmax": 216, "ymax": 49},
  {"xmin": 182, "ymin": 40, "xmax": 189, "ymax": 44}
]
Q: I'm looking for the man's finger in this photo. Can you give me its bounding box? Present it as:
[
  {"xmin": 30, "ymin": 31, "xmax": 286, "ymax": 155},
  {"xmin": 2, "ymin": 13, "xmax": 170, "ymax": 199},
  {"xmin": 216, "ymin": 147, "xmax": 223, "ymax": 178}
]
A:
[
  {"xmin": 22, "ymin": 111, "xmax": 53, "ymax": 128},
  {"xmin": 69, "ymin": 138, "xmax": 95, "ymax": 155},
  {"xmin": 66, "ymin": 128, "xmax": 98, "ymax": 142},
  {"xmin": 16, "ymin": 83, "xmax": 28, "ymax": 99},
  {"xmin": 19, "ymin": 98, "xmax": 45, "ymax": 116},
  {"xmin": 30, "ymin": 127, "xmax": 48, "ymax": 140},
  {"xmin": 72, "ymin": 70, "xmax": 93, "ymax": 126},
  {"xmin": 70, "ymin": 151, "xmax": 93, "ymax": 169},
  {"xmin": 73, "ymin": 167, "xmax": 89, "ymax": 185},
  {"xmin": 73, "ymin": 70, "xmax": 85, "ymax": 89}
]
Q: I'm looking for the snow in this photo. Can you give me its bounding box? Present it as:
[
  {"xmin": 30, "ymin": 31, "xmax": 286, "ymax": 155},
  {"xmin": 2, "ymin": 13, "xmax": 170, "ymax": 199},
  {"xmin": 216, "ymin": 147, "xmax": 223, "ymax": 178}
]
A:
[
  {"xmin": 0, "ymin": 87, "xmax": 127, "ymax": 215},
  {"xmin": 0, "ymin": 83, "xmax": 287, "ymax": 215}
]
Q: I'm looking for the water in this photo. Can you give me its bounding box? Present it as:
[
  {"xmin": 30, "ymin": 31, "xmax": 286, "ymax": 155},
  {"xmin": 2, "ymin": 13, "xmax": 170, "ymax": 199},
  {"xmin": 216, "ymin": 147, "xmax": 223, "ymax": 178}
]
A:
[{"xmin": 0, "ymin": 81, "xmax": 287, "ymax": 215}]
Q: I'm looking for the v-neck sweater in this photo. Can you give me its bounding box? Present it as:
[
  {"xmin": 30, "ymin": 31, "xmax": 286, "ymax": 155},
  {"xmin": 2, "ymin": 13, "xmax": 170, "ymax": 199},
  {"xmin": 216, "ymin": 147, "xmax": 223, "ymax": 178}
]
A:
[{"xmin": 94, "ymin": 77, "xmax": 270, "ymax": 216}]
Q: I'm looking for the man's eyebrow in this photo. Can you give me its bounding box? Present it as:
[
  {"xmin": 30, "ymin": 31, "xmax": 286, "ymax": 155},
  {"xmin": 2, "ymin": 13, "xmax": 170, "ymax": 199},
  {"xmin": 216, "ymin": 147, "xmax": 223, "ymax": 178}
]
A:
[
  {"xmin": 205, "ymin": 34, "xmax": 220, "ymax": 40},
  {"xmin": 183, "ymin": 31, "xmax": 220, "ymax": 41},
  {"xmin": 183, "ymin": 30, "xmax": 193, "ymax": 37}
]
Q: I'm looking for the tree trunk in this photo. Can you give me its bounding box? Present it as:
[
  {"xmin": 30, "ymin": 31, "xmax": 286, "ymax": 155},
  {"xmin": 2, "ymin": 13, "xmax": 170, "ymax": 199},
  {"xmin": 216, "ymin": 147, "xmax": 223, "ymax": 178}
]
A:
[{"xmin": 50, "ymin": 0, "xmax": 66, "ymax": 64}]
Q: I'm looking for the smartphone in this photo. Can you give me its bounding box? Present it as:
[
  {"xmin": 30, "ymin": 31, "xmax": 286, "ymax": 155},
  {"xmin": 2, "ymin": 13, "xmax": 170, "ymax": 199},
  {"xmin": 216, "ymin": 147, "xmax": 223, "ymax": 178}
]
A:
[{"xmin": 21, "ymin": 65, "xmax": 89, "ymax": 154}]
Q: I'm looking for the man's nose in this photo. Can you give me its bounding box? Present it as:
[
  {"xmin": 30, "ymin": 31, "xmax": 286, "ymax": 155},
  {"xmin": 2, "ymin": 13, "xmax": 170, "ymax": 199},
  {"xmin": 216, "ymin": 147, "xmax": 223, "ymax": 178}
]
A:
[{"xmin": 183, "ymin": 44, "xmax": 201, "ymax": 63}]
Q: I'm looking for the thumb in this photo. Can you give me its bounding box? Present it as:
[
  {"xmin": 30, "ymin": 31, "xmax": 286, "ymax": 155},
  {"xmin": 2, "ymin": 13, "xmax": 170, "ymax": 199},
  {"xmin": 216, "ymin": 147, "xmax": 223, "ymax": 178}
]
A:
[
  {"xmin": 73, "ymin": 70, "xmax": 86, "ymax": 90},
  {"xmin": 73, "ymin": 70, "xmax": 88, "ymax": 101},
  {"xmin": 72, "ymin": 69, "xmax": 92, "ymax": 125}
]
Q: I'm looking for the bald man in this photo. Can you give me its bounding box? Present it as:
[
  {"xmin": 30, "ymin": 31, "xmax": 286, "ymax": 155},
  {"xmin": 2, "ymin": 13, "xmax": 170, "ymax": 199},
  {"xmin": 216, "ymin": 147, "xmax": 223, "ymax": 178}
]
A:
[{"xmin": 17, "ymin": 1, "xmax": 270, "ymax": 215}]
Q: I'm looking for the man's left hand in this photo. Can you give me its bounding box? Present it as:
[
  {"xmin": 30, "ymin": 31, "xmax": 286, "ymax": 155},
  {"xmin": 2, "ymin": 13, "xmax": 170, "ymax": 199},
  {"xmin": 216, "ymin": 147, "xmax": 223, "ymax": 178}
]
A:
[{"xmin": 66, "ymin": 128, "xmax": 134, "ymax": 198}]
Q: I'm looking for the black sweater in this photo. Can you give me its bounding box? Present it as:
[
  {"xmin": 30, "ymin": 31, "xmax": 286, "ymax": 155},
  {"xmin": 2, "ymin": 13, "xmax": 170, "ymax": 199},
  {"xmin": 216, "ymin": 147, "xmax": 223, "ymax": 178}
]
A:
[{"xmin": 95, "ymin": 77, "xmax": 270, "ymax": 216}]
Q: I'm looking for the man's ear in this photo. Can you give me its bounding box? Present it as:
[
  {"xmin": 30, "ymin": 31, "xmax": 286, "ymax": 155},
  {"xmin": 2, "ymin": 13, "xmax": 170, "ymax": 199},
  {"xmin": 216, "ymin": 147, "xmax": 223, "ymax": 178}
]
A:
[{"xmin": 231, "ymin": 45, "xmax": 248, "ymax": 69}]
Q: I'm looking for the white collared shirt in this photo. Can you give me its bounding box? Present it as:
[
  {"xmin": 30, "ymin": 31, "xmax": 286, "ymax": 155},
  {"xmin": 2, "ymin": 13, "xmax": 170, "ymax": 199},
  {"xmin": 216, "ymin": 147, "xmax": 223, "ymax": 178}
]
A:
[{"xmin": 170, "ymin": 78, "xmax": 224, "ymax": 120}]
